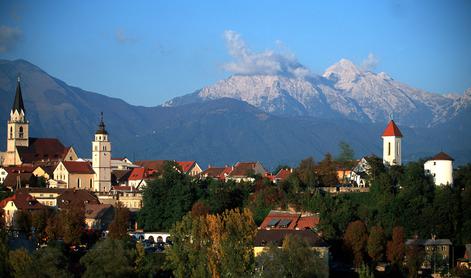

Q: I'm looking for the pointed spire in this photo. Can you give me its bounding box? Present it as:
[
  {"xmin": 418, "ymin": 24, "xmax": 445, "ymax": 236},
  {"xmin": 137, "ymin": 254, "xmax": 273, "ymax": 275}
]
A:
[
  {"xmin": 382, "ymin": 120, "xmax": 403, "ymax": 137},
  {"xmin": 12, "ymin": 74, "xmax": 25, "ymax": 114},
  {"xmin": 95, "ymin": 112, "xmax": 108, "ymax": 134}
]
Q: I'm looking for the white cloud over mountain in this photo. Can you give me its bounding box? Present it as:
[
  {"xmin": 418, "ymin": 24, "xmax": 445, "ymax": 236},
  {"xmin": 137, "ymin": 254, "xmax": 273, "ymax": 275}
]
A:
[{"xmin": 222, "ymin": 30, "xmax": 310, "ymax": 78}]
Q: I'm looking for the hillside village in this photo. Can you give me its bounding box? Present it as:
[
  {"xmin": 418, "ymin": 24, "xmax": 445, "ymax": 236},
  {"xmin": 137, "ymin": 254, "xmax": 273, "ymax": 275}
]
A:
[{"xmin": 0, "ymin": 78, "xmax": 470, "ymax": 277}]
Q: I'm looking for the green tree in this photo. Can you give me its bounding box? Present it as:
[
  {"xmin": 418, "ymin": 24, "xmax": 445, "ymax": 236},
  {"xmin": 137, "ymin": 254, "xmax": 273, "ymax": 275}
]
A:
[
  {"xmin": 31, "ymin": 208, "xmax": 51, "ymax": 242},
  {"xmin": 8, "ymin": 249, "xmax": 33, "ymax": 278},
  {"xmin": 135, "ymin": 241, "xmax": 167, "ymax": 277},
  {"xmin": 357, "ymin": 263, "xmax": 374, "ymax": 278},
  {"xmin": 296, "ymin": 157, "xmax": 319, "ymax": 189},
  {"xmin": 108, "ymin": 202, "xmax": 130, "ymax": 240},
  {"xmin": 0, "ymin": 221, "xmax": 9, "ymax": 277},
  {"xmin": 367, "ymin": 226, "xmax": 386, "ymax": 263},
  {"xmin": 337, "ymin": 141, "xmax": 355, "ymax": 166},
  {"xmin": 344, "ymin": 220, "xmax": 368, "ymax": 266},
  {"xmin": 14, "ymin": 210, "xmax": 31, "ymax": 234},
  {"xmin": 139, "ymin": 161, "xmax": 196, "ymax": 231},
  {"xmin": 256, "ymin": 235, "xmax": 328, "ymax": 278},
  {"xmin": 80, "ymin": 238, "xmax": 135, "ymax": 278},
  {"xmin": 31, "ymin": 244, "xmax": 71, "ymax": 278}
]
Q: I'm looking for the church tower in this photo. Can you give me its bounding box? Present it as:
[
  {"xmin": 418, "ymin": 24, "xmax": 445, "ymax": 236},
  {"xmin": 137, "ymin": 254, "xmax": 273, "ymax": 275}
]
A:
[
  {"xmin": 5, "ymin": 77, "xmax": 29, "ymax": 165},
  {"xmin": 92, "ymin": 113, "xmax": 111, "ymax": 192},
  {"xmin": 382, "ymin": 120, "xmax": 403, "ymax": 166}
]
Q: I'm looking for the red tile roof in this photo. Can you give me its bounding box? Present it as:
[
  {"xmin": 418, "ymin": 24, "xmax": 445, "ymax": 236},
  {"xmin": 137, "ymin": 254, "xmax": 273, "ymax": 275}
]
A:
[
  {"xmin": 229, "ymin": 162, "xmax": 265, "ymax": 177},
  {"xmin": 431, "ymin": 151, "xmax": 454, "ymax": 161},
  {"xmin": 134, "ymin": 160, "xmax": 166, "ymax": 172},
  {"xmin": 275, "ymin": 168, "xmax": 293, "ymax": 181},
  {"xmin": 62, "ymin": 161, "xmax": 95, "ymax": 174},
  {"xmin": 382, "ymin": 120, "xmax": 403, "ymax": 137},
  {"xmin": 177, "ymin": 161, "xmax": 195, "ymax": 173},
  {"xmin": 17, "ymin": 138, "xmax": 72, "ymax": 163},
  {"xmin": 57, "ymin": 190, "xmax": 99, "ymax": 209},
  {"xmin": 4, "ymin": 165, "xmax": 36, "ymax": 174},
  {"xmin": 259, "ymin": 210, "xmax": 320, "ymax": 231},
  {"xmin": 0, "ymin": 192, "xmax": 45, "ymax": 210},
  {"xmin": 128, "ymin": 167, "xmax": 147, "ymax": 181},
  {"xmin": 296, "ymin": 216, "xmax": 320, "ymax": 230},
  {"xmin": 201, "ymin": 166, "xmax": 233, "ymax": 180}
]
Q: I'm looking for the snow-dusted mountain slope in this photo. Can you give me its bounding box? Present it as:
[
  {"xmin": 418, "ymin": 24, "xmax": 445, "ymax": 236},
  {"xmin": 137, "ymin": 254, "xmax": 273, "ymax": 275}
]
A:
[{"xmin": 165, "ymin": 59, "xmax": 469, "ymax": 127}]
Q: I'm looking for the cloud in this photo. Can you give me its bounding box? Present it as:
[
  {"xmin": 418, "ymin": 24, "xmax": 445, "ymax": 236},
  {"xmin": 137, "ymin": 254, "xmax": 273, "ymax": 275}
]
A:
[
  {"xmin": 0, "ymin": 25, "xmax": 22, "ymax": 52},
  {"xmin": 222, "ymin": 30, "xmax": 310, "ymax": 78},
  {"xmin": 115, "ymin": 29, "xmax": 136, "ymax": 44},
  {"xmin": 360, "ymin": 53, "xmax": 379, "ymax": 71}
]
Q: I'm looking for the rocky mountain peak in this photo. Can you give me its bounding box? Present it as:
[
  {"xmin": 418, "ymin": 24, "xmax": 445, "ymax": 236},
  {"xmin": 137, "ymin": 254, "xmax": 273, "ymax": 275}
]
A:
[{"xmin": 323, "ymin": 59, "xmax": 362, "ymax": 84}]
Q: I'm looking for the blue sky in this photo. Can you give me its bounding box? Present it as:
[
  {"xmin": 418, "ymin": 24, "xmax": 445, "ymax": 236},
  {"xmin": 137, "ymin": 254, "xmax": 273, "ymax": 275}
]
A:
[{"xmin": 0, "ymin": 0, "xmax": 470, "ymax": 106}]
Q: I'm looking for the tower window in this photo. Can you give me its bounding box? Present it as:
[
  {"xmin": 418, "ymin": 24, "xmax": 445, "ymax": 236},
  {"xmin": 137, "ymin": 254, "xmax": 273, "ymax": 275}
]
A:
[
  {"xmin": 9, "ymin": 127, "xmax": 12, "ymax": 138},
  {"xmin": 388, "ymin": 142, "xmax": 391, "ymax": 156},
  {"xmin": 397, "ymin": 142, "xmax": 399, "ymax": 156},
  {"xmin": 19, "ymin": 126, "xmax": 23, "ymax": 138},
  {"xmin": 77, "ymin": 178, "xmax": 81, "ymax": 188}
]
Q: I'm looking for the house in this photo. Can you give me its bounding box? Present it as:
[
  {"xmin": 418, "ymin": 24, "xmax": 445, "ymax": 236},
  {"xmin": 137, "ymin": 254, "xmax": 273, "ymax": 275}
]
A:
[
  {"xmin": 0, "ymin": 192, "xmax": 45, "ymax": 227},
  {"xmin": 32, "ymin": 164, "xmax": 57, "ymax": 181},
  {"xmin": 200, "ymin": 166, "xmax": 233, "ymax": 181},
  {"xmin": 16, "ymin": 187, "xmax": 67, "ymax": 207},
  {"xmin": 134, "ymin": 160, "xmax": 167, "ymax": 174},
  {"xmin": 253, "ymin": 229, "xmax": 329, "ymax": 267},
  {"xmin": 0, "ymin": 167, "xmax": 8, "ymax": 184},
  {"xmin": 128, "ymin": 167, "xmax": 155, "ymax": 189},
  {"xmin": 406, "ymin": 237, "xmax": 452, "ymax": 273},
  {"xmin": 177, "ymin": 161, "xmax": 203, "ymax": 176},
  {"xmin": 84, "ymin": 203, "xmax": 114, "ymax": 230},
  {"xmin": 273, "ymin": 168, "xmax": 293, "ymax": 184},
  {"xmin": 336, "ymin": 168, "xmax": 352, "ymax": 184},
  {"xmin": 259, "ymin": 210, "xmax": 320, "ymax": 231},
  {"xmin": 424, "ymin": 152, "xmax": 454, "ymax": 186},
  {"xmin": 350, "ymin": 156, "xmax": 377, "ymax": 187},
  {"xmin": 111, "ymin": 157, "xmax": 136, "ymax": 171},
  {"xmin": 111, "ymin": 169, "xmax": 133, "ymax": 186},
  {"xmin": 226, "ymin": 161, "xmax": 267, "ymax": 182},
  {"xmin": 57, "ymin": 189, "xmax": 100, "ymax": 209},
  {"xmin": 2, "ymin": 171, "xmax": 38, "ymax": 190},
  {"xmin": 51, "ymin": 161, "xmax": 95, "ymax": 190}
]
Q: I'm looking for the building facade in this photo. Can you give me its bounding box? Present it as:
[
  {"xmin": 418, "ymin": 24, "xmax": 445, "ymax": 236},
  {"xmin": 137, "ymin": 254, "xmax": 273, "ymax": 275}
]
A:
[
  {"xmin": 92, "ymin": 113, "xmax": 112, "ymax": 192},
  {"xmin": 382, "ymin": 120, "xmax": 403, "ymax": 166}
]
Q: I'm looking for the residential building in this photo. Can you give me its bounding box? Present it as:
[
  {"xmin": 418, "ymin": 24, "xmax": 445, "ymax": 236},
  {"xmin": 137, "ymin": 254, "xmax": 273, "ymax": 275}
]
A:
[
  {"xmin": 51, "ymin": 161, "xmax": 95, "ymax": 190},
  {"xmin": 57, "ymin": 189, "xmax": 100, "ymax": 209},
  {"xmin": 226, "ymin": 161, "xmax": 267, "ymax": 182},
  {"xmin": 84, "ymin": 203, "xmax": 114, "ymax": 230},
  {"xmin": 200, "ymin": 166, "xmax": 233, "ymax": 181},
  {"xmin": 177, "ymin": 161, "xmax": 203, "ymax": 176},
  {"xmin": 0, "ymin": 192, "xmax": 45, "ymax": 227},
  {"xmin": 382, "ymin": 119, "xmax": 403, "ymax": 166},
  {"xmin": 259, "ymin": 210, "xmax": 320, "ymax": 231},
  {"xmin": 16, "ymin": 187, "xmax": 67, "ymax": 207},
  {"xmin": 111, "ymin": 157, "xmax": 136, "ymax": 171},
  {"xmin": 273, "ymin": 168, "xmax": 293, "ymax": 184},
  {"xmin": 406, "ymin": 237, "xmax": 452, "ymax": 274},
  {"xmin": 424, "ymin": 152, "xmax": 454, "ymax": 186}
]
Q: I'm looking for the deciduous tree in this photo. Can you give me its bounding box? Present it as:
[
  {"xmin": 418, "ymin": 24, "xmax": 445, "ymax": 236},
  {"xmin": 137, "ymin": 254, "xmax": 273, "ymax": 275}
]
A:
[
  {"xmin": 108, "ymin": 202, "xmax": 130, "ymax": 240},
  {"xmin": 367, "ymin": 226, "xmax": 386, "ymax": 263},
  {"xmin": 344, "ymin": 220, "xmax": 368, "ymax": 266},
  {"xmin": 386, "ymin": 226, "xmax": 405, "ymax": 267}
]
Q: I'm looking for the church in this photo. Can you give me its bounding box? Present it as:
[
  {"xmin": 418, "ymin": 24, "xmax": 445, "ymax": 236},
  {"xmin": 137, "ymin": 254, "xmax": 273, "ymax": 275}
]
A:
[{"xmin": 0, "ymin": 77, "xmax": 112, "ymax": 192}]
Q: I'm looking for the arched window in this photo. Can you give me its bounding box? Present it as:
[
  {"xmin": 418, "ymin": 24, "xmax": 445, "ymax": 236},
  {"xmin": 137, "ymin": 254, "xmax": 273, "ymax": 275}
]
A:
[{"xmin": 19, "ymin": 126, "xmax": 23, "ymax": 138}]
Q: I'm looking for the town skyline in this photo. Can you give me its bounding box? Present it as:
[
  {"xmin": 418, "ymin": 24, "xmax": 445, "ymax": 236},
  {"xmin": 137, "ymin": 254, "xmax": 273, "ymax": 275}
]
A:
[{"xmin": 1, "ymin": 1, "xmax": 470, "ymax": 106}]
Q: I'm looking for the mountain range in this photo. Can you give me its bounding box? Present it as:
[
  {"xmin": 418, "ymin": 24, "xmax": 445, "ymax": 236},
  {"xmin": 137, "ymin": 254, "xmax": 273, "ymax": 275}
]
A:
[{"xmin": 0, "ymin": 59, "xmax": 470, "ymax": 169}]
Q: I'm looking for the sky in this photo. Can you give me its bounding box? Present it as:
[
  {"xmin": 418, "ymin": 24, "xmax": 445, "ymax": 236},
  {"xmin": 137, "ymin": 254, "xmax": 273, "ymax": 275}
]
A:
[{"xmin": 0, "ymin": 0, "xmax": 470, "ymax": 106}]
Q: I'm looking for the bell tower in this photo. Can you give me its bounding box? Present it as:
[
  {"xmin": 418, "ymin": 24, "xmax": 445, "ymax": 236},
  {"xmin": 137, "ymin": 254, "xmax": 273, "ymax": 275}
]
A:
[
  {"xmin": 5, "ymin": 77, "xmax": 29, "ymax": 165},
  {"xmin": 92, "ymin": 112, "xmax": 111, "ymax": 192},
  {"xmin": 382, "ymin": 119, "xmax": 403, "ymax": 166}
]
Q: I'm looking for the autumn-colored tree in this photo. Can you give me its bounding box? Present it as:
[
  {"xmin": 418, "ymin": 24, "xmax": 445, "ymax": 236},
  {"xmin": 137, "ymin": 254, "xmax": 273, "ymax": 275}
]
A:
[
  {"xmin": 166, "ymin": 208, "xmax": 257, "ymax": 278},
  {"xmin": 344, "ymin": 220, "xmax": 368, "ymax": 266},
  {"xmin": 108, "ymin": 202, "xmax": 130, "ymax": 240},
  {"xmin": 405, "ymin": 241, "xmax": 424, "ymax": 278},
  {"xmin": 9, "ymin": 249, "xmax": 33, "ymax": 277},
  {"xmin": 191, "ymin": 200, "xmax": 210, "ymax": 217},
  {"xmin": 31, "ymin": 208, "xmax": 51, "ymax": 242},
  {"xmin": 45, "ymin": 213, "xmax": 62, "ymax": 241},
  {"xmin": 59, "ymin": 204, "xmax": 85, "ymax": 245},
  {"xmin": 296, "ymin": 157, "xmax": 319, "ymax": 189},
  {"xmin": 367, "ymin": 226, "xmax": 386, "ymax": 263},
  {"xmin": 386, "ymin": 226, "xmax": 405, "ymax": 267},
  {"xmin": 316, "ymin": 153, "xmax": 339, "ymax": 187}
]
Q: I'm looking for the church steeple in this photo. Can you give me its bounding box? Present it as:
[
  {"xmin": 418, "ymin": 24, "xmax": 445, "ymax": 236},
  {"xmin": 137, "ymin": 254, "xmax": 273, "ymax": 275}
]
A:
[
  {"xmin": 11, "ymin": 76, "xmax": 25, "ymax": 116},
  {"xmin": 95, "ymin": 112, "xmax": 108, "ymax": 135}
]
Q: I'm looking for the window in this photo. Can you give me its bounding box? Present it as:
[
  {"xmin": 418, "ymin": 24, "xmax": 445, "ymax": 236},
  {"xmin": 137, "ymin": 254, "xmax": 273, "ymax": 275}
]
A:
[
  {"xmin": 388, "ymin": 142, "xmax": 391, "ymax": 156},
  {"xmin": 397, "ymin": 142, "xmax": 399, "ymax": 155},
  {"xmin": 94, "ymin": 146, "xmax": 97, "ymax": 151},
  {"xmin": 9, "ymin": 127, "xmax": 12, "ymax": 138},
  {"xmin": 433, "ymin": 162, "xmax": 436, "ymax": 166},
  {"xmin": 77, "ymin": 178, "xmax": 81, "ymax": 188},
  {"xmin": 19, "ymin": 126, "xmax": 23, "ymax": 138}
]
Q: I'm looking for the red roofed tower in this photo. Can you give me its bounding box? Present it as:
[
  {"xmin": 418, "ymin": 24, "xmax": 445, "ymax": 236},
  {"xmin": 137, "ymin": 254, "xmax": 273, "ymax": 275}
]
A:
[{"xmin": 382, "ymin": 120, "xmax": 403, "ymax": 166}]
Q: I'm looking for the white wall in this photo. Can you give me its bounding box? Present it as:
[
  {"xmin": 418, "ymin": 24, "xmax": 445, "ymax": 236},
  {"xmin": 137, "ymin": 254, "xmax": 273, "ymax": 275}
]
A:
[{"xmin": 424, "ymin": 160, "xmax": 453, "ymax": 186}]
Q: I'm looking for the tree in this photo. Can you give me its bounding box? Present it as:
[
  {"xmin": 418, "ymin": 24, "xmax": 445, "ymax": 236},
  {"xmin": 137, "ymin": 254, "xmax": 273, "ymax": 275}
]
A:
[
  {"xmin": 59, "ymin": 204, "xmax": 85, "ymax": 245},
  {"xmin": 108, "ymin": 202, "xmax": 130, "ymax": 240},
  {"xmin": 344, "ymin": 220, "xmax": 368, "ymax": 266},
  {"xmin": 317, "ymin": 153, "xmax": 339, "ymax": 187},
  {"xmin": 13, "ymin": 210, "xmax": 31, "ymax": 234},
  {"xmin": 8, "ymin": 249, "xmax": 33, "ymax": 278},
  {"xmin": 135, "ymin": 241, "xmax": 167, "ymax": 277},
  {"xmin": 367, "ymin": 226, "xmax": 386, "ymax": 263},
  {"xmin": 138, "ymin": 161, "xmax": 196, "ymax": 231},
  {"xmin": 256, "ymin": 235, "xmax": 328, "ymax": 278},
  {"xmin": 31, "ymin": 208, "xmax": 51, "ymax": 242},
  {"xmin": 337, "ymin": 141, "xmax": 355, "ymax": 166},
  {"xmin": 296, "ymin": 157, "xmax": 319, "ymax": 189},
  {"xmin": 0, "ymin": 222, "xmax": 9, "ymax": 277},
  {"xmin": 166, "ymin": 208, "xmax": 256, "ymax": 277},
  {"xmin": 31, "ymin": 244, "xmax": 71, "ymax": 278},
  {"xmin": 45, "ymin": 213, "xmax": 61, "ymax": 241},
  {"xmin": 191, "ymin": 200, "xmax": 210, "ymax": 217},
  {"xmin": 357, "ymin": 263, "xmax": 374, "ymax": 278},
  {"xmin": 386, "ymin": 226, "xmax": 405, "ymax": 267},
  {"xmin": 80, "ymin": 238, "xmax": 135, "ymax": 277},
  {"xmin": 405, "ymin": 242, "xmax": 424, "ymax": 278}
]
